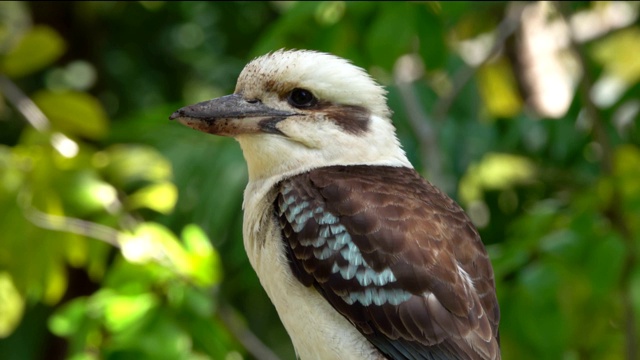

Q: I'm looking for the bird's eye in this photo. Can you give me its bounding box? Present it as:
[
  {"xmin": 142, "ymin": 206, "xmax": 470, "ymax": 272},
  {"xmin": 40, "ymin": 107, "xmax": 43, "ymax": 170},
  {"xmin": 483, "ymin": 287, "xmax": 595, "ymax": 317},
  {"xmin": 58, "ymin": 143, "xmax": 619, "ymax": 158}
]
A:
[{"xmin": 288, "ymin": 88, "xmax": 317, "ymax": 108}]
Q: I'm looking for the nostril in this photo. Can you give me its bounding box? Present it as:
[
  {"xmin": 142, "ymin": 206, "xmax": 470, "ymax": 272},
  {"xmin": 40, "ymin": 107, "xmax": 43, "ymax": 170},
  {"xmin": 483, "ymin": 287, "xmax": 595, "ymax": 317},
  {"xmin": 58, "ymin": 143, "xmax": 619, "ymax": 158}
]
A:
[{"xmin": 246, "ymin": 99, "xmax": 260, "ymax": 104}]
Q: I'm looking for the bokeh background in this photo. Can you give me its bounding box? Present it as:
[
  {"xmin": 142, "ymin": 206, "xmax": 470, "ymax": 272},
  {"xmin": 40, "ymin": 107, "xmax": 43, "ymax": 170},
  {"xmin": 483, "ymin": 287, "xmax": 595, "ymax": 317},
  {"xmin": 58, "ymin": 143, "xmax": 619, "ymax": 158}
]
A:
[{"xmin": 1, "ymin": 2, "xmax": 639, "ymax": 359}]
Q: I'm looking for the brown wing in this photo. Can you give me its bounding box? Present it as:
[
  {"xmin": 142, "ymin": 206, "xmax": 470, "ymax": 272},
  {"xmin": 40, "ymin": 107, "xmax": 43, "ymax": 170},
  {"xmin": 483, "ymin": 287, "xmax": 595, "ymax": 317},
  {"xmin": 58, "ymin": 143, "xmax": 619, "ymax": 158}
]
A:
[{"xmin": 275, "ymin": 165, "xmax": 500, "ymax": 360}]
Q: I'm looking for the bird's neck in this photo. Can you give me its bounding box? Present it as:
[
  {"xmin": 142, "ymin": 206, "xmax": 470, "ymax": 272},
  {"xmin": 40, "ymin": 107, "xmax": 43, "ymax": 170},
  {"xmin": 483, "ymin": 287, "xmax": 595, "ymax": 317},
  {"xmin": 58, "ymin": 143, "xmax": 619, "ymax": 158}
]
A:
[{"xmin": 236, "ymin": 115, "xmax": 413, "ymax": 183}]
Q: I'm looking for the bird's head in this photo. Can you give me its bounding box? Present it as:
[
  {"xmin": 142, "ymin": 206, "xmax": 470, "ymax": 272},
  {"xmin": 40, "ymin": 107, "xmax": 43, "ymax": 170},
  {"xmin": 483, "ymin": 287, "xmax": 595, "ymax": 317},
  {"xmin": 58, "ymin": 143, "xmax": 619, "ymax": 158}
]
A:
[{"xmin": 170, "ymin": 49, "xmax": 411, "ymax": 181}]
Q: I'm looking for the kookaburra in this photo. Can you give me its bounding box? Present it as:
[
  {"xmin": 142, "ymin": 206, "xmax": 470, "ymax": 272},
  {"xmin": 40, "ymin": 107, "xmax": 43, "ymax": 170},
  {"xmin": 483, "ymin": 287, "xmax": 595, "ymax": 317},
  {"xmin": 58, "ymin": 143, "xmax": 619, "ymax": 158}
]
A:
[{"xmin": 170, "ymin": 49, "xmax": 500, "ymax": 360}]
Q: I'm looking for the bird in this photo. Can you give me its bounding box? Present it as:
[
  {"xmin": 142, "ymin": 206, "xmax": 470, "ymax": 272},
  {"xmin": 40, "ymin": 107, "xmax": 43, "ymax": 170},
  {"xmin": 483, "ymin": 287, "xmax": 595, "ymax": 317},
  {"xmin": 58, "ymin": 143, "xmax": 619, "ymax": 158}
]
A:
[{"xmin": 170, "ymin": 49, "xmax": 500, "ymax": 360}]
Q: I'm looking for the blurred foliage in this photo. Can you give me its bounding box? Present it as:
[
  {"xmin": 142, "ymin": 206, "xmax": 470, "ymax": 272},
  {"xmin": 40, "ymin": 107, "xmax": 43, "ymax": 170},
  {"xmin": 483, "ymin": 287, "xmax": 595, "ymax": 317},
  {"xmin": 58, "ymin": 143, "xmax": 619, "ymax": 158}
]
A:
[{"xmin": 0, "ymin": 1, "xmax": 639, "ymax": 360}]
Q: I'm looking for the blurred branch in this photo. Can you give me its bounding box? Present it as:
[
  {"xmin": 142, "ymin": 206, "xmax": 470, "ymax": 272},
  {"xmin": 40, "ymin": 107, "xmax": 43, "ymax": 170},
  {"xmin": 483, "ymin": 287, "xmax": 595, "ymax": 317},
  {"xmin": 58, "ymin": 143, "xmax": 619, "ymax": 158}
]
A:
[
  {"xmin": 395, "ymin": 3, "xmax": 525, "ymax": 193},
  {"xmin": 554, "ymin": 3, "xmax": 638, "ymax": 360},
  {"xmin": 394, "ymin": 57, "xmax": 450, "ymax": 191},
  {"xmin": 0, "ymin": 73, "xmax": 80, "ymax": 157},
  {"xmin": 432, "ymin": 2, "xmax": 526, "ymax": 123},
  {"xmin": 19, "ymin": 191, "xmax": 122, "ymax": 248},
  {"xmin": 0, "ymin": 74, "xmax": 50, "ymax": 131},
  {"xmin": 218, "ymin": 303, "xmax": 281, "ymax": 360}
]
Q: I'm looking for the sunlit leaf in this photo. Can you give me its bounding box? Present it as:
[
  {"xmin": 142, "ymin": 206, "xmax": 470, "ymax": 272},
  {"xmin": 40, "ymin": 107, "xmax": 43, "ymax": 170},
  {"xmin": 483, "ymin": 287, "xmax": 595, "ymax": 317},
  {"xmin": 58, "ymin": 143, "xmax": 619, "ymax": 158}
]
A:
[
  {"xmin": 103, "ymin": 293, "xmax": 158, "ymax": 333},
  {"xmin": 128, "ymin": 181, "xmax": 177, "ymax": 214},
  {"xmin": 459, "ymin": 152, "xmax": 536, "ymax": 204},
  {"xmin": 32, "ymin": 91, "xmax": 109, "ymax": 139},
  {"xmin": 0, "ymin": 272, "xmax": 24, "ymax": 338},
  {"xmin": 182, "ymin": 224, "xmax": 222, "ymax": 286},
  {"xmin": 591, "ymin": 27, "xmax": 640, "ymax": 84},
  {"xmin": 55, "ymin": 169, "xmax": 118, "ymax": 216},
  {"xmin": 120, "ymin": 223, "xmax": 221, "ymax": 286},
  {"xmin": 0, "ymin": 25, "xmax": 66, "ymax": 77},
  {"xmin": 182, "ymin": 224, "xmax": 213, "ymax": 255},
  {"xmin": 477, "ymin": 58, "xmax": 523, "ymax": 118},
  {"xmin": 120, "ymin": 222, "xmax": 184, "ymax": 266}
]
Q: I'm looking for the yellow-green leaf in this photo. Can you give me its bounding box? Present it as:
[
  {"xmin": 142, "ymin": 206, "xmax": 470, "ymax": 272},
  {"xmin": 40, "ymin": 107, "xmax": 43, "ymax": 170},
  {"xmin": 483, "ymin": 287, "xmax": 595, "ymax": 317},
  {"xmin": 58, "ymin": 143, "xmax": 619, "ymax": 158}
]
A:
[
  {"xmin": 121, "ymin": 222, "xmax": 188, "ymax": 271},
  {"xmin": 33, "ymin": 90, "xmax": 109, "ymax": 139},
  {"xmin": 459, "ymin": 153, "xmax": 536, "ymax": 205},
  {"xmin": 0, "ymin": 25, "xmax": 66, "ymax": 77},
  {"xmin": 104, "ymin": 293, "xmax": 158, "ymax": 332},
  {"xmin": 43, "ymin": 263, "xmax": 68, "ymax": 305},
  {"xmin": 182, "ymin": 224, "xmax": 222, "ymax": 286},
  {"xmin": 613, "ymin": 144, "xmax": 640, "ymax": 203},
  {"xmin": 591, "ymin": 27, "xmax": 640, "ymax": 84},
  {"xmin": 0, "ymin": 272, "xmax": 24, "ymax": 338},
  {"xmin": 477, "ymin": 58, "xmax": 523, "ymax": 118},
  {"xmin": 128, "ymin": 182, "xmax": 177, "ymax": 214},
  {"xmin": 100, "ymin": 145, "xmax": 173, "ymax": 189}
]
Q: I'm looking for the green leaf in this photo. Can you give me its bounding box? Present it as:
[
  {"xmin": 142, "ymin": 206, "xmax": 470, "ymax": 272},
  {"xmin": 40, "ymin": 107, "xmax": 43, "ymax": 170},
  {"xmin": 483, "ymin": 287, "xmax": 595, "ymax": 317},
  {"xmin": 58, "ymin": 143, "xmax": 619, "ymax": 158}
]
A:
[
  {"xmin": 134, "ymin": 313, "xmax": 191, "ymax": 359},
  {"xmin": 614, "ymin": 144, "xmax": 640, "ymax": 201},
  {"xmin": 515, "ymin": 262, "xmax": 567, "ymax": 354},
  {"xmin": 586, "ymin": 234, "xmax": 625, "ymax": 297},
  {"xmin": 0, "ymin": 25, "xmax": 66, "ymax": 77},
  {"xmin": 32, "ymin": 90, "xmax": 109, "ymax": 139},
  {"xmin": 365, "ymin": 2, "xmax": 416, "ymax": 70},
  {"xmin": 0, "ymin": 272, "xmax": 24, "ymax": 338},
  {"xmin": 416, "ymin": 5, "xmax": 447, "ymax": 70},
  {"xmin": 250, "ymin": 2, "xmax": 320, "ymax": 57},
  {"xmin": 48, "ymin": 297, "xmax": 88, "ymax": 337}
]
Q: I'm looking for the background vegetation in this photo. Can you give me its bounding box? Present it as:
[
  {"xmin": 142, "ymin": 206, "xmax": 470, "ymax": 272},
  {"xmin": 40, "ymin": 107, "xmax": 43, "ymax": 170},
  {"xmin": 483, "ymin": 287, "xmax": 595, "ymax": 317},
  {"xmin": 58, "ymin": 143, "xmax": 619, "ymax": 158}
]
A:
[{"xmin": 1, "ymin": 2, "xmax": 639, "ymax": 359}]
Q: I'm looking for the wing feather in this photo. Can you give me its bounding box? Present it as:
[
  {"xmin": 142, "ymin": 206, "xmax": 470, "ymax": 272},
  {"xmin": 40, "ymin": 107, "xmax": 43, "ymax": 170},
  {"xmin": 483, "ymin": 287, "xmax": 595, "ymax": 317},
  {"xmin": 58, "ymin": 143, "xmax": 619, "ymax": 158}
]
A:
[{"xmin": 275, "ymin": 165, "xmax": 500, "ymax": 359}]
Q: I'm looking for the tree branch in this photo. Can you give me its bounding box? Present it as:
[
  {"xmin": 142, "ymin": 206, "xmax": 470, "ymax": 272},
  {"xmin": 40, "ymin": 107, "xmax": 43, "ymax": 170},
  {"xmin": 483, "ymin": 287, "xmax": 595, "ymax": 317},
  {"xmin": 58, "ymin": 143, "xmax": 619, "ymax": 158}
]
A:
[
  {"xmin": 0, "ymin": 74, "xmax": 50, "ymax": 132},
  {"xmin": 18, "ymin": 191, "xmax": 122, "ymax": 248},
  {"xmin": 217, "ymin": 303, "xmax": 282, "ymax": 360}
]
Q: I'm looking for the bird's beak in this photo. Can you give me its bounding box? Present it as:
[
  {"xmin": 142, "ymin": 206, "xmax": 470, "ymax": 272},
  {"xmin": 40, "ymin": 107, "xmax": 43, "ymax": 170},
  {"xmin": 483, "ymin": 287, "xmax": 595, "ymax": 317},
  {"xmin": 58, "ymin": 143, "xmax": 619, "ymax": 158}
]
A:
[{"xmin": 169, "ymin": 94, "xmax": 297, "ymax": 136}]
